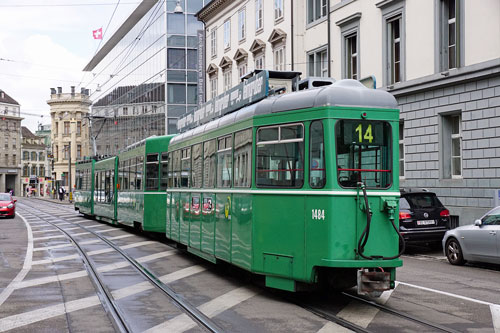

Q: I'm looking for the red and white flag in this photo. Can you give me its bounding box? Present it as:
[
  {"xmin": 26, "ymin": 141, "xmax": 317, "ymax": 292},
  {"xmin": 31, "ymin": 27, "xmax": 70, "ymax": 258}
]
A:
[{"xmin": 93, "ymin": 27, "xmax": 103, "ymax": 40}]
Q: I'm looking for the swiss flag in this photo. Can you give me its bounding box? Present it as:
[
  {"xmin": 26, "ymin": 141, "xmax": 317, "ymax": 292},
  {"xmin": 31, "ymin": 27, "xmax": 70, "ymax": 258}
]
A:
[{"xmin": 93, "ymin": 28, "xmax": 103, "ymax": 40}]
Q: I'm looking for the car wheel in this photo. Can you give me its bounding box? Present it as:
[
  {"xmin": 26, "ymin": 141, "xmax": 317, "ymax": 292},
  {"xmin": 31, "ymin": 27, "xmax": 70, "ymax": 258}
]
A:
[{"xmin": 445, "ymin": 238, "xmax": 465, "ymax": 265}]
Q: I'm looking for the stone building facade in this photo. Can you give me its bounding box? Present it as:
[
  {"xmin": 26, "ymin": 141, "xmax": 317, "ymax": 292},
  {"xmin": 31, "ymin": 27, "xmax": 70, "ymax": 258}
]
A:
[
  {"xmin": 47, "ymin": 87, "xmax": 91, "ymax": 193},
  {"xmin": 0, "ymin": 89, "xmax": 22, "ymax": 195},
  {"xmin": 20, "ymin": 126, "xmax": 51, "ymax": 197}
]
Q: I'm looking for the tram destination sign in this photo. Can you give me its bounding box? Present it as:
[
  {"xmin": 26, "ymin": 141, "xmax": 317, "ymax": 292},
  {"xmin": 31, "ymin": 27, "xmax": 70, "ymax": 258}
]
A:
[{"xmin": 177, "ymin": 70, "xmax": 269, "ymax": 132}]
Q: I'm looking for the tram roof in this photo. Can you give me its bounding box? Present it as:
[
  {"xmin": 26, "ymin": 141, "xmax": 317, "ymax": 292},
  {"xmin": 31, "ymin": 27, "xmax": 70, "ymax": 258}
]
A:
[{"xmin": 170, "ymin": 79, "xmax": 398, "ymax": 146}]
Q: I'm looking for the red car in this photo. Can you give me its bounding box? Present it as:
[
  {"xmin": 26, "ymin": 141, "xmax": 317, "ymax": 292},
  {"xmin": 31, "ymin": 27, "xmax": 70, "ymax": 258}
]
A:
[{"xmin": 0, "ymin": 193, "xmax": 16, "ymax": 219}]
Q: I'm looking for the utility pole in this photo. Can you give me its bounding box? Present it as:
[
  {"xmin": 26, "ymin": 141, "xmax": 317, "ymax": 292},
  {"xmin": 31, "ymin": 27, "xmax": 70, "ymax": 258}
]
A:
[{"xmin": 68, "ymin": 143, "xmax": 72, "ymax": 202}]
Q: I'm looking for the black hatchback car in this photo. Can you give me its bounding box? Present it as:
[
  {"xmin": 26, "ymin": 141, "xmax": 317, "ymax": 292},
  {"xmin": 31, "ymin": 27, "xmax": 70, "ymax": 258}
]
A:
[{"xmin": 399, "ymin": 189, "xmax": 450, "ymax": 247}]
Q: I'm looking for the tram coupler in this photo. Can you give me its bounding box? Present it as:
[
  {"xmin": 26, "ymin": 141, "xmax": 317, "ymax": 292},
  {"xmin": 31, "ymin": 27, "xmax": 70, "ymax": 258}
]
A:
[{"xmin": 357, "ymin": 268, "xmax": 390, "ymax": 298}]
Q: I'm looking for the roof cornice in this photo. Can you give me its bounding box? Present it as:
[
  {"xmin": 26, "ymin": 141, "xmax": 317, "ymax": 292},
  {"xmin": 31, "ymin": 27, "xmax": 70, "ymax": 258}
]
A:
[{"xmin": 197, "ymin": 0, "xmax": 233, "ymax": 22}]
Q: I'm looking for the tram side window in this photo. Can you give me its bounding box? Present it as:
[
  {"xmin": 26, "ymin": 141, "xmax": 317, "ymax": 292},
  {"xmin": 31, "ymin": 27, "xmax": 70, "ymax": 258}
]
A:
[
  {"xmin": 130, "ymin": 159, "xmax": 137, "ymax": 190},
  {"xmin": 173, "ymin": 150, "xmax": 182, "ymax": 188},
  {"xmin": 234, "ymin": 129, "xmax": 252, "ymax": 187},
  {"xmin": 121, "ymin": 160, "xmax": 129, "ymax": 190},
  {"xmin": 160, "ymin": 152, "xmax": 169, "ymax": 190},
  {"xmin": 217, "ymin": 135, "xmax": 232, "ymax": 188},
  {"xmin": 310, "ymin": 121, "xmax": 326, "ymax": 188},
  {"xmin": 181, "ymin": 148, "xmax": 191, "ymax": 187},
  {"xmin": 256, "ymin": 124, "xmax": 304, "ymax": 188},
  {"xmin": 137, "ymin": 156, "xmax": 144, "ymax": 190},
  {"xmin": 94, "ymin": 173, "xmax": 99, "ymax": 202},
  {"xmin": 146, "ymin": 154, "xmax": 159, "ymax": 190},
  {"xmin": 191, "ymin": 144, "xmax": 202, "ymax": 188},
  {"xmin": 335, "ymin": 120, "xmax": 392, "ymax": 188},
  {"xmin": 203, "ymin": 140, "xmax": 216, "ymax": 188}
]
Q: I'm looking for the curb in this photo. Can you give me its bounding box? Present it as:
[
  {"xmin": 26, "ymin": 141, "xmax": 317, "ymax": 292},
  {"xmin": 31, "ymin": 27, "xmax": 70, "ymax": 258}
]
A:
[{"xmin": 30, "ymin": 197, "xmax": 73, "ymax": 206}]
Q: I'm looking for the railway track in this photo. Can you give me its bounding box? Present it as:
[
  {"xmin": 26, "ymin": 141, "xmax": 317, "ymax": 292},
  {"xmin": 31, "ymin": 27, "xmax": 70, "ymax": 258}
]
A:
[{"xmin": 17, "ymin": 201, "xmax": 223, "ymax": 333}]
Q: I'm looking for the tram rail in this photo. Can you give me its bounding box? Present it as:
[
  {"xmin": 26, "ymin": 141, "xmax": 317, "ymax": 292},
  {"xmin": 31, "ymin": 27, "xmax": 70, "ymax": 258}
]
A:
[{"xmin": 18, "ymin": 201, "xmax": 223, "ymax": 333}]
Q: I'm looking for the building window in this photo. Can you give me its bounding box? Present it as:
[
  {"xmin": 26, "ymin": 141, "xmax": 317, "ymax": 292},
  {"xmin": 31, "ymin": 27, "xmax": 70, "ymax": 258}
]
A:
[
  {"xmin": 40, "ymin": 166, "xmax": 45, "ymax": 177},
  {"xmin": 238, "ymin": 8, "xmax": 246, "ymax": 42},
  {"xmin": 55, "ymin": 122, "xmax": 58, "ymax": 135},
  {"xmin": 23, "ymin": 151, "xmax": 29, "ymax": 160},
  {"xmin": 64, "ymin": 121, "xmax": 70, "ymax": 135},
  {"xmin": 223, "ymin": 69, "xmax": 232, "ymax": 92},
  {"xmin": 441, "ymin": 114, "xmax": 462, "ymax": 178},
  {"xmin": 39, "ymin": 152, "xmax": 45, "ymax": 161},
  {"xmin": 31, "ymin": 165, "xmax": 36, "ymax": 176},
  {"xmin": 64, "ymin": 145, "xmax": 69, "ymax": 160},
  {"xmin": 31, "ymin": 151, "xmax": 37, "ymax": 161},
  {"xmin": 438, "ymin": 0, "xmax": 461, "ymax": 71},
  {"xmin": 77, "ymin": 145, "xmax": 82, "ymax": 159},
  {"xmin": 210, "ymin": 28, "xmax": 217, "ymax": 59},
  {"xmin": 12, "ymin": 154, "xmax": 16, "ymax": 166},
  {"xmin": 12, "ymin": 138, "xmax": 16, "ymax": 149},
  {"xmin": 308, "ymin": 48, "xmax": 328, "ymax": 77},
  {"xmin": 388, "ymin": 16, "xmax": 401, "ymax": 84},
  {"xmin": 123, "ymin": 107, "xmax": 128, "ymax": 116},
  {"xmin": 77, "ymin": 121, "xmax": 81, "ymax": 135},
  {"xmin": 210, "ymin": 77, "xmax": 218, "ymax": 100},
  {"xmin": 255, "ymin": 54, "xmax": 265, "ymax": 70},
  {"xmin": 274, "ymin": 0, "xmax": 284, "ymax": 21},
  {"xmin": 23, "ymin": 165, "xmax": 29, "ymax": 177},
  {"xmin": 55, "ymin": 145, "xmax": 59, "ymax": 161},
  {"xmin": 238, "ymin": 62, "xmax": 247, "ymax": 78},
  {"xmin": 346, "ymin": 33, "xmax": 358, "ymax": 79},
  {"xmin": 274, "ymin": 46, "xmax": 285, "ymax": 71},
  {"xmin": 399, "ymin": 121, "xmax": 405, "ymax": 178},
  {"xmin": 308, "ymin": 0, "xmax": 327, "ymax": 24},
  {"xmin": 378, "ymin": 0, "xmax": 405, "ymax": 86},
  {"xmin": 255, "ymin": 0, "xmax": 263, "ymax": 31},
  {"xmin": 223, "ymin": 20, "xmax": 231, "ymax": 50}
]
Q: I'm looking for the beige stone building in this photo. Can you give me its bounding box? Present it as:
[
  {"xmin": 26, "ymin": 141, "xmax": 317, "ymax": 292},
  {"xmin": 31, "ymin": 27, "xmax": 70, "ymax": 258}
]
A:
[
  {"xmin": 47, "ymin": 86, "xmax": 91, "ymax": 193},
  {"xmin": 0, "ymin": 89, "xmax": 22, "ymax": 196},
  {"xmin": 20, "ymin": 127, "xmax": 51, "ymax": 197}
]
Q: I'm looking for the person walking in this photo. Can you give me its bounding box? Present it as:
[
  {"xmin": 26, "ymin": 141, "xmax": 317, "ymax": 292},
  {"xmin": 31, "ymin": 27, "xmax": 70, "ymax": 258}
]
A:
[{"xmin": 58, "ymin": 187, "xmax": 65, "ymax": 201}]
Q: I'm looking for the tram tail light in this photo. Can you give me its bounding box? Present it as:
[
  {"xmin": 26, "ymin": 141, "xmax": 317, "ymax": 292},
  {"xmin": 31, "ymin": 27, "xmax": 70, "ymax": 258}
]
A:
[
  {"xmin": 399, "ymin": 211, "xmax": 411, "ymax": 220},
  {"xmin": 440, "ymin": 209, "xmax": 450, "ymax": 217}
]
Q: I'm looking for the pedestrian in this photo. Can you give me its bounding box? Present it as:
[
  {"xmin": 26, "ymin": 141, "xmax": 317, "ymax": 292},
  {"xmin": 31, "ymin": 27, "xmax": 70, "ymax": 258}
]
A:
[
  {"xmin": 26, "ymin": 186, "xmax": 30, "ymax": 198},
  {"xmin": 9, "ymin": 189, "xmax": 13, "ymax": 196},
  {"xmin": 58, "ymin": 187, "xmax": 65, "ymax": 201}
]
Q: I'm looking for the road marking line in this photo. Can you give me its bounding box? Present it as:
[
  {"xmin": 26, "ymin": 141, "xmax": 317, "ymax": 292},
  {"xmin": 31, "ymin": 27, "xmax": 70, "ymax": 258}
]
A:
[
  {"xmin": 112, "ymin": 265, "xmax": 206, "ymax": 300},
  {"xmin": 144, "ymin": 286, "xmax": 257, "ymax": 333},
  {"xmin": 491, "ymin": 305, "xmax": 500, "ymax": 333},
  {"xmin": 0, "ymin": 264, "xmax": 203, "ymax": 331},
  {"xmin": 31, "ymin": 229, "xmax": 58, "ymax": 234},
  {"xmin": 0, "ymin": 296, "xmax": 101, "ymax": 332},
  {"xmin": 0, "ymin": 212, "xmax": 33, "ymax": 308},
  {"xmin": 399, "ymin": 281, "xmax": 500, "ymax": 332},
  {"xmin": 317, "ymin": 321, "xmax": 352, "ymax": 333}
]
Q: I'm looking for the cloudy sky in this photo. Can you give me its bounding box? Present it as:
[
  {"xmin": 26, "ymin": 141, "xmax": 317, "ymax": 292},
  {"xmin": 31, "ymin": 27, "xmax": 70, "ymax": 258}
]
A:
[{"xmin": 0, "ymin": 0, "xmax": 140, "ymax": 132}]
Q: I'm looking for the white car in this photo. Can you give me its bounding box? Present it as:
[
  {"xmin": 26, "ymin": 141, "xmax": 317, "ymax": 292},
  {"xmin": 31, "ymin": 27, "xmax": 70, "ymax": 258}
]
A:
[{"xmin": 442, "ymin": 206, "xmax": 500, "ymax": 265}]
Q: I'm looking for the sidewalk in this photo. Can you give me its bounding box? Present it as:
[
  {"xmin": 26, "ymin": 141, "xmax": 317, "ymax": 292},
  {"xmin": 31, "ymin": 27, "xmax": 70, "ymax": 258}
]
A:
[{"xmin": 26, "ymin": 196, "xmax": 74, "ymax": 205}]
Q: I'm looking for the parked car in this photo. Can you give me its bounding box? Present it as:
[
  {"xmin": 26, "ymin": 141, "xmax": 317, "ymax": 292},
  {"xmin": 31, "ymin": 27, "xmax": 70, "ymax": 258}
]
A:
[
  {"xmin": 443, "ymin": 206, "xmax": 500, "ymax": 265},
  {"xmin": 399, "ymin": 189, "xmax": 450, "ymax": 248},
  {"xmin": 0, "ymin": 193, "xmax": 16, "ymax": 218}
]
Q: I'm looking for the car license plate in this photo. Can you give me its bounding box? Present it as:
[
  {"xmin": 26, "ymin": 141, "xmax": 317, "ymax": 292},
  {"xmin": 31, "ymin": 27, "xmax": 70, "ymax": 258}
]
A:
[{"xmin": 417, "ymin": 220, "xmax": 435, "ymax": 226}]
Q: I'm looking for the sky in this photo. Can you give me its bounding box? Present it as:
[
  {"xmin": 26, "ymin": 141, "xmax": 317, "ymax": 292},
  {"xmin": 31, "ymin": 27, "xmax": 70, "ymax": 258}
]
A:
[{"xmin": 0, "ymin": 0, "xmax": 141, "ymax": 132}]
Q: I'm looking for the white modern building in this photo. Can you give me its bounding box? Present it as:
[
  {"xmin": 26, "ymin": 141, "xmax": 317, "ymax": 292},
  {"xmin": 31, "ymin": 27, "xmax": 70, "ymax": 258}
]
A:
[{"xmin": 198, "ymin": 0, "xmax": 500, "ymax": 224}]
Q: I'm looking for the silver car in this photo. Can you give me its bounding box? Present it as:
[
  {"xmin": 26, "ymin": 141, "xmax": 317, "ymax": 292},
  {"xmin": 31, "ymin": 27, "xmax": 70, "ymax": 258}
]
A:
[{"xmin": 443, "ymin": 206, "xmax": 500, "ymax": 265}]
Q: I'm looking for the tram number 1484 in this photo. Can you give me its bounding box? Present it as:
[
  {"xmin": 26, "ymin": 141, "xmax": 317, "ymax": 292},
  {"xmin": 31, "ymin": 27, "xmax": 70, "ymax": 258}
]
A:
[{"xmin": 312, "ymin": 209, "xmax": 325, "ymax": 220}]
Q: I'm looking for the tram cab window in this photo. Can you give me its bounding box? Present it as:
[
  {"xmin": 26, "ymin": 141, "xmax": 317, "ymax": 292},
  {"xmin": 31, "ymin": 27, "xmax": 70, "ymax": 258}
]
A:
[
  {"xmin": 146, "ymin": 154, "xmax": 159, "ymax": 190},
  {"xmin": 203, "ymin": 140, "xmax": 216, "ymax": 188},
  {"xmin": 234, "ymin": 129, "xmax": 252, "ymax": 187},
  {"xmin": 310, "ymin": 121, "xmax": 326, "ymax": 188},
  {"xmin": 181, "ymin": 148, "xmax": 191, "ymax": 188},
  {"xmin": 256, "ymin": 124, "xmax": 304, "ymax": 188},
  {"xmin": 191, "ymin": 144, "xmax": 202, "ymax": 188},
  {"xmin": 217, "ymin": 136, "xmax": 232, "ymax": 188},
  {"xmin": 335, "ymin": 120, "xmax": 392, "ymax": 189},
  {"xmin": 160, "ymin": 152, "xmax": 169, "ymax": 190}
]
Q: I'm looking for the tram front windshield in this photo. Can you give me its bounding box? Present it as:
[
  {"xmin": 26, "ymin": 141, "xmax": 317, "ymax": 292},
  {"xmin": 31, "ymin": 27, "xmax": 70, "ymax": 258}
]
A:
[{"xmin": 335, "ymin": 120, "xmax": 392, "ymax": 189}]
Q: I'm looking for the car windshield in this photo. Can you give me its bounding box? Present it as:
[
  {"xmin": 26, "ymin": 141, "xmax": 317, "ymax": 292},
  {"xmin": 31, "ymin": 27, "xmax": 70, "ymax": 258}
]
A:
[
  {"xmin": 0, "ymin": 194, "xmax": 11, "ymax": 201},
  {"xmin": 404, "ymin": 194, "xmax": 442, "ymax": 209}
]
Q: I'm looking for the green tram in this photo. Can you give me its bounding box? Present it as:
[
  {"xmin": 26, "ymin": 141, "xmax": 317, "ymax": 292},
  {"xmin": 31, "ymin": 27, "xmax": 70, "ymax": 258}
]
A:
[
  {"xmin": 165, "ymin": 79, "xmax": 403, "ymax": 294},
  {"xmin": 74, "ymin": 135, "xmax": 175, "ymax": 233}
]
